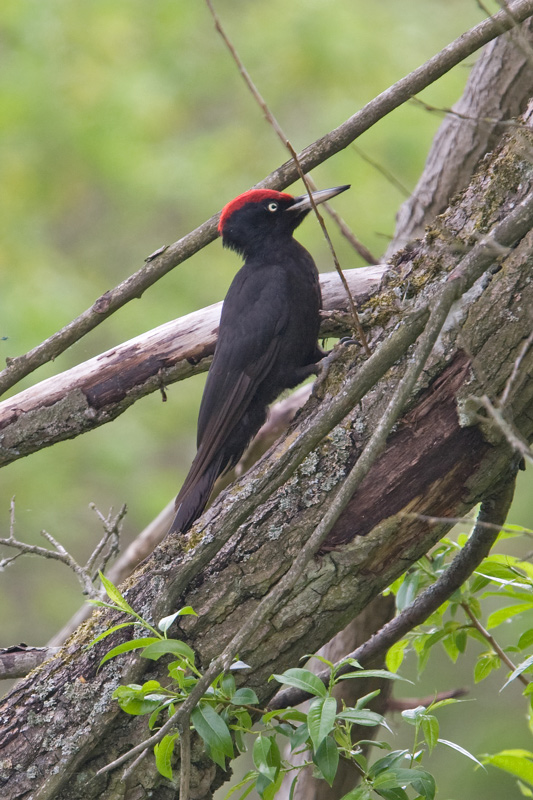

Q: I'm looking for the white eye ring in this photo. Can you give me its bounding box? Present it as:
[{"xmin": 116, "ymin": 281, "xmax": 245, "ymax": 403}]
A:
[{"xmin": 267, "ymin": 202, "xmax": 278, "ymax": 212}]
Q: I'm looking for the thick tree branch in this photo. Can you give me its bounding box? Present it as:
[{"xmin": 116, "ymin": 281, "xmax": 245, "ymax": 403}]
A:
[{"xmin": 1, "ymin": 0, "xmax": 532, "ymax": 398}]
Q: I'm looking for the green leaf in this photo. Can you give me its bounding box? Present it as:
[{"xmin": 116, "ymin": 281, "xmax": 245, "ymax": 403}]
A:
[
  {"xmin": 308, "ymin": 696, "xmax": 337, "ymax": 750},
  {"xmin": 340, "ymin": 787, "xmax": 372, "ymax": 800},
  {"xmin": 337, "ymin": 669, "xmax": 410, "ymax": 683},
  {"xmin": 474, "ymin": 653, "xmax": 499, "ymax": 683},
  {"xmin": 355, "ymin": 690, "xmax": 381, "ymax": 710},
  {"xmin": 519, "ymin": 630, "xmax": 533, "ymax": 650},
  {"xmin": 313, "ymin": 736, "xmax": 339, "ymax": 786},
  {"xmin": 271, "ymin": 668, "xmax": 327, "ymax": 697},
  {"xmin": 289, "ymin": 722, "xmax": 309, "ymax": 751},
  {"xmin": 386, "ymin": 640, "xmax": 408, "ymax": 673},
  {"xmin": 253, "ymin": 735, "xmax": 277, "ymax": 783},
  {"xmin": 421, "ymin": 715, "xmax": 439, "ymax": 753},
  {"xmin": 221, "ymin": 673, "xmax": 236, "ymax": 698},
  {"xmin": 374, "ymin": 768, "xmax": 435, "ymax": 800},
  {"xmin": 401, "ymin": 706, "xmax": 426, "ymax": 725},
  {"xmin": 368, "ymin": 750, "xmax": 410, "ymax": 778},
  {"xmin": 230, "ymin": 660, "xmax": 251, "ymax": 670},
  {"xmin": 487, "ymin": 603, "xmax": 533, "ymax": 630},
  {"xmin": 191, "ymin": 703, "xmax": 234, "ymax": 767},
  {"xmin": 223, "ymin": 771, "xmax": 256, "ymax": 799},
  {"xmin": 154, "ymin": 734, "xmax": 179, "ymax": 780},
  {"xmin": 158, "ymin": 612, "xmax": 180, "ymax": 633},
  {"xmin": 99, "ymin": 571, "xmax": 135, "ymax": 614},
  {"xmin": 396, "ymin": 571, "xmax": 419, "ymax": 611},
  {"xmin": 409, "ymin": 769, "xmax": 436, "ymax": 799},
  {"xmin": 141, "ymin": 639, "xmax": 195, "ymax": 663},
  {"xmin": 231, "ymin": 688, "xmax": 259, "ymax": 706},
  {"xmin": 88, "ymin": 621, "xmax": 137, "ymax": 647},
  {"xmin": 442, "ymin": 634, "xmax": 459, "ymax": 663},
  {"xmin": 501, "ymin": 655, "xmax": 533, "ymax": 691},
  {"xmin": 99, "ymin": 637, "xmax": 160, "ymax": 668},
  {"xmin": 518, "ymin": 779, "xmax": 533, "ymax": 796},
  {"xmin": 439, "ymin": 738, "xmax": 485, "ymax": 768},
  {"xmin": 482, "ymin": 749, "xmax": 533, "ymax": 784},
  {"xmin": 374, "ymin": 788, "xmax": 409, "ymax": 800},
  {"xmin": 337, "ymin": 709, "xmax": 388, "ymax": 729}
]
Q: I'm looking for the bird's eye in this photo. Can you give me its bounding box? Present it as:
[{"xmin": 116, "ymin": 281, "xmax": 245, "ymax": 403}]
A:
[{"xmin": 267, "ymin": 202, "xmax": 278, "ymax": 212}]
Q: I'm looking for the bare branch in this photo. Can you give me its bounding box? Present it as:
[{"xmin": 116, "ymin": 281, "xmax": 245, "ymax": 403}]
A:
[
  {"xmin": 1, "ymin": 0, "xmax": 532, "ymax": 397},
  {"xmin": 0, "ymin": 499, "xmax": 126, "ymax": 600},
  {"xmin": 0, "ymin": 645, "xmax": 61, "ymax": 681}
]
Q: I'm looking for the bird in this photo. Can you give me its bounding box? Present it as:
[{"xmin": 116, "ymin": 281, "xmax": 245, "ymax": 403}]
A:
[{"xmin": 169, "ymin": 184, "xmax": 350, "ymax": 535}]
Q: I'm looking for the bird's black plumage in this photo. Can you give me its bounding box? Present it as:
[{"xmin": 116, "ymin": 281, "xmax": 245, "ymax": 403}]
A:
[{"xmin": 169, "ymin": 185, "xmax": 349, "ymax": 535}]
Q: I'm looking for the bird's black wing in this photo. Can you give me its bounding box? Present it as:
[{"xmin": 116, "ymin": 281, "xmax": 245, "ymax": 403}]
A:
[{"xmin": 180, "ymin": 264, "xmax": 290, "ymax": 495}]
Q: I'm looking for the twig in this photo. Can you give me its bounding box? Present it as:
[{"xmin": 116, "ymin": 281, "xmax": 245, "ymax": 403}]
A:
[
  {"xmin": 474, "ymin": 394, "xmax": 533, "ymax": 464},
  {"xmin": 204, "ymin": 0, "xmax": 370, "ymax": 352},
  {"xmin": 461, "ymin": 601, "xmax": 529, "ymax": 685},
  {"xmin": 404, "ymin": 512, "xmax": 532, "ymax": 535},
  {"xmin": 409, "ymin": 95, "xmax": 528, "ymax": 129},
  {"xmin": 1, "ymin": 0, "xmax": 531, "ymax": 398},
  {"xmin": 499, "ymin": 328, "xmax": 533, "ymax": 407},
  {"xmin": 352, "ymin": 144, "xmax": 412, "ymax": 198},
  {"xmin": 179, "ymin": 717, "xmax": 191, "ymax": 800},
  {"xmin": 269, "ymin": 472, "xmax": 517, "ymax": 709},
  {"xmin": 0, "ymin": 499, "xmax": 126, "ymax": 599}
]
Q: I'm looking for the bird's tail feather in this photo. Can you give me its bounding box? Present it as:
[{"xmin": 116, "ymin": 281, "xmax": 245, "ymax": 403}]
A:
[{"xmin": 168, "ymin": 455, "xmax": 224, "ymax": 535}]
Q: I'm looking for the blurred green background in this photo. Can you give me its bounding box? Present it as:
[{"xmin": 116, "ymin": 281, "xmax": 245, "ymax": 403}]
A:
[{"xmin": 1, "ymin": 1, "xmax": 532, "ymax": 796}]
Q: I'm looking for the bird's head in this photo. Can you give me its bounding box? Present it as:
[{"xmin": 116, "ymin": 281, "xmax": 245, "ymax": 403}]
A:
[{"xmin": 218, "ymin": 185, "xmax": 350, "ymax": 256}]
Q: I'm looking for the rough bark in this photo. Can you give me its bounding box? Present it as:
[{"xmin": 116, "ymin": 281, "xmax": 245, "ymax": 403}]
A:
[{"xmin": 0, "ymin": 97, "xmax": 532, "ymax": 800}]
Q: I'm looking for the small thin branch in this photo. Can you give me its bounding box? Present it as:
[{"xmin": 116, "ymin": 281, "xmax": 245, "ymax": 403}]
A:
[
  {"xmin": 461, "ymin": 601, "xmax": 529, "ymax": 685},
  {"xmin": 475, "ymin": 394, "xmax": 533, "ymax": 464},
  {"xmin": 499, "ymin": 328, "xmax": 533, "ymax": 407},
  {"xmin": 269, "ymin": 472, "xmax": 517, "ymax": 710},
  {"xmin": 179, "ymin": 718, "xmax": 191, "ymax": 800},
  {"xmin": 86, "ymin": 503, "xmax": 126, "ymax": 578},
  {"xmin": 0, "ymin": 499, "xmax": 126, "ymax": 600},
  {"xmin": 405, "ymin": 512, "xmax": 532, "ymax": 536},
  {"xmin": 410, "ymin": 95, "xmax": 528, "ymax": 129},
  {"xmin": 204, "ymin": 0, "xmax": 370, "ymax": 352},
  {"xmin": 352, "ymin": 144, "xmax": 412, "ymax": 198}
]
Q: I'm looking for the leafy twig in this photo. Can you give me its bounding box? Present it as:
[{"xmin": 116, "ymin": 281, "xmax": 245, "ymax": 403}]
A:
[
  {"xmin": 269, "ymin": 472, "xmax": 517, "ymax": 710},
  {"xmin": 461, "ymin": 601, "xmax": 529, "ymax": 686}
]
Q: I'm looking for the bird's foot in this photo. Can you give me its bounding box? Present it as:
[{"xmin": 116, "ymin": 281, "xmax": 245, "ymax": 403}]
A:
[{"xmin": 313, "ymin": 338, "xmax": 356, "ymax": 393}]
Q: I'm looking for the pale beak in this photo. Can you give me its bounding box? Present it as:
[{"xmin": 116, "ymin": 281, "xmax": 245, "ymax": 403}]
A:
[{"xmin": 288, "ymin": 184, "xmax": 350, "ymax": 212}]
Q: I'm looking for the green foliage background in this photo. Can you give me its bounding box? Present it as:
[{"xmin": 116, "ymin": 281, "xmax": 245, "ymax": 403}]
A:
[{"xmin": 1, "ymin": 1, "xmax": 532, "ymax": 797}]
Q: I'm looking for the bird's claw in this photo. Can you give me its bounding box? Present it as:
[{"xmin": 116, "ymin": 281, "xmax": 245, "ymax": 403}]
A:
[{"xmin": 313, "ymin": 338, "xmax": 356, "ymax": 392}]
